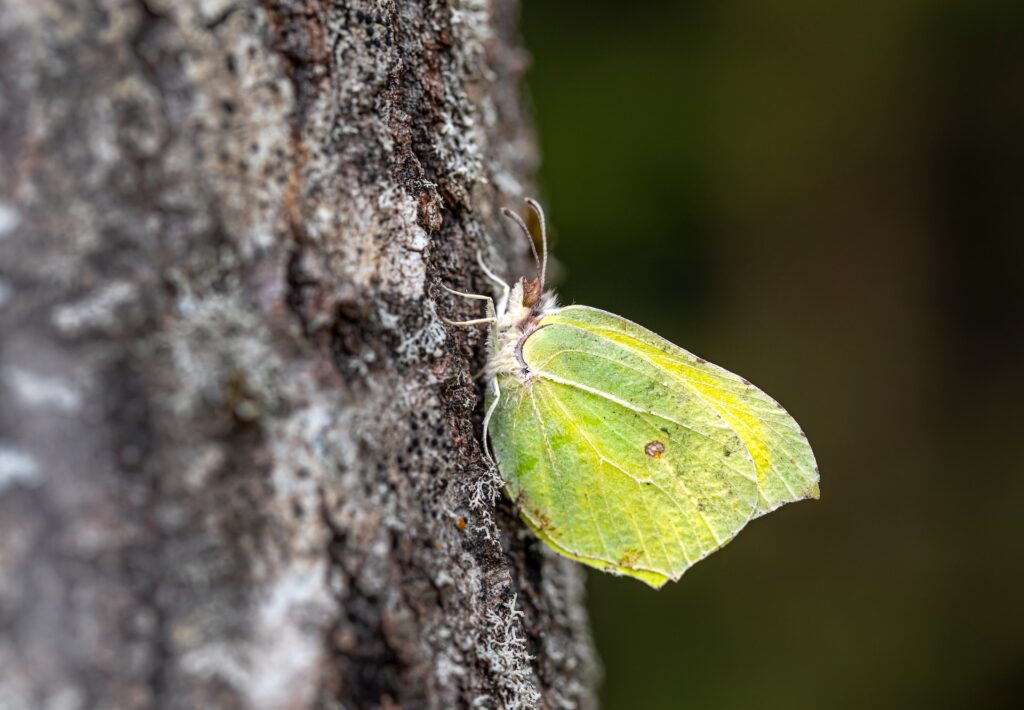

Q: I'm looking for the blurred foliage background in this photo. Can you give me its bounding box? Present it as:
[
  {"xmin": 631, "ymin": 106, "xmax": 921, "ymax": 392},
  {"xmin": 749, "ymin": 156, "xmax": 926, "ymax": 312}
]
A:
[{"xmin": 520, "ymin": 1, "xmax": 1024, "ymax": 708}]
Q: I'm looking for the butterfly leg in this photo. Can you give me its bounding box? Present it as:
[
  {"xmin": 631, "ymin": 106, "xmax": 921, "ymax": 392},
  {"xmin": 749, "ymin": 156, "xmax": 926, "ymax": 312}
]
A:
[
  {"xmin": 438, "ymin": 279, "xmax": 502, "ymax": 465},
  {"xmin": 438, "ymin": 284, "xmax": 497, "ymax": 327},
  {"xmin": 480, "ymin": 376, "xmax": 501, "ymax": 465},
  {"xmin": 440, "ymin": 315, "xmax": 497, "ymax": 327}
]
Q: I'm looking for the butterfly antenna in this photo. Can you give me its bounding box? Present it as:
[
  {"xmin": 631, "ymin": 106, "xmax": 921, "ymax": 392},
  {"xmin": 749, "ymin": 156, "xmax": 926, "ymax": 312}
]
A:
[
  {"xmin": 501, "ymin": 206, "xmax": 541, "ymax": 276},
  {"xmin": 524, "ymin": 198, "xmax": 547, "ymax": 288}
]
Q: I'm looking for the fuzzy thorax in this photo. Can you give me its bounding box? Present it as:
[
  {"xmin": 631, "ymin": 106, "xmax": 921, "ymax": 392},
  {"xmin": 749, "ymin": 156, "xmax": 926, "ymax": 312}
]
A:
[{"xmin": 485, "ymin": 279, "xmax": 558, "ymax": 382}]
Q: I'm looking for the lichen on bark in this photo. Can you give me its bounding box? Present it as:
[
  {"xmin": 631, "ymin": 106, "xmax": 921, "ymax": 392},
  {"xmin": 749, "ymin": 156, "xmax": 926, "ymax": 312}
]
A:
[{"xmin": 0, "ymin": 1, "xmax": 596, "ymax": 708}]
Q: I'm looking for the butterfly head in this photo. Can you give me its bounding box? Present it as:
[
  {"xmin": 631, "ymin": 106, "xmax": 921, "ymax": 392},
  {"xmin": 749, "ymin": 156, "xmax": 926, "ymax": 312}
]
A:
[
  {"xmin": 499, "ymin": 198, "xmax": 557, "ymax": 325},
  {"xmin": 459, "ymin": 200, "xmax": 558, "ymax": 379},
  {"xmin": 521, "ymin": 276, "xmax": 543, "ymax": 309},
  {"xmin": 499, "ymin": 275, "xmax": 557, "ymax": 332}
]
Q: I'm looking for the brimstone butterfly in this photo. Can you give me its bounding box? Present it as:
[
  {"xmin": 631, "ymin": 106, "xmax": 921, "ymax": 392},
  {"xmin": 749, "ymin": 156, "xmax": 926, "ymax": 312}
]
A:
[{"xmin": 443, "ymin": 200, "xmax": 819, "ymax": 588}]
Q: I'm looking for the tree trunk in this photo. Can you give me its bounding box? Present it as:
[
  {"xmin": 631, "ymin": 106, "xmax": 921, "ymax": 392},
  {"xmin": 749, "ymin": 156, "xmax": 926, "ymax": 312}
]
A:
[{"xmin": 0, "ymin": 1, "xmax": 596, "ymax": 708}]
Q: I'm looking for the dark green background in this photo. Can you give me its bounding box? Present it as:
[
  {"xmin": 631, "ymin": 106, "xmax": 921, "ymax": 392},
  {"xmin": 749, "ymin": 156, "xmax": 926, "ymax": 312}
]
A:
[{"xmin": 520, "ymin": 1, "xmax": 1024, "ymax": 708}]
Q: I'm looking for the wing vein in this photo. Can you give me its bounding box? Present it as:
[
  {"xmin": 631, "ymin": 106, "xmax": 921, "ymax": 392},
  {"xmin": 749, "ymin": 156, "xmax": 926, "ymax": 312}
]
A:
[
  {"xmin": 535, "ymin": 371, "xmax": 715, "ymax": 446},
  {"xmin": 539, "ymin": 322, "xmax": 804, "ymax": 494},
  {"xmin": 541, "ymin": 385, "xmax": 682, "ymax": 569},
  {"xmin": 549, "ymin": 384, "xmax": 727, "ymax": 549},
  {"xmin": 528, "ymin": 387, "xmax": 615, "ymax": 564},
  {"xmin": 534, "ymin": 370, "xmax": 757, "ymax": 483}
]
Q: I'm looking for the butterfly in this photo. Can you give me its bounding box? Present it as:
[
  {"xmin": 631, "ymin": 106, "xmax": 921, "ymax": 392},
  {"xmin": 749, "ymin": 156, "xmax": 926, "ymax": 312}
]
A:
[{"xmin": 442, "ymin": 200, "xmax": 819, "ymax": 588}]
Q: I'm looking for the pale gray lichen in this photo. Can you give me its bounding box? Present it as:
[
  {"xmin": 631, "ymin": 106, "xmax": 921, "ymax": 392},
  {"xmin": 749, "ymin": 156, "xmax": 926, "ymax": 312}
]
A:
[
  {"xmin": 177, "ymin": 2, "xmax": 296, "ymax": 257},
  {"xmin": 4, "ymin": 366, "xmax": 83, "ymax": 413},
  {"xmin": 0, "ymin": 201, "xmax": 19, "ymax": 239},
  {"xmin": 394, "ymin": 312, "xmax": 449, "ymax": 364},
  {"xmin": 245, "ymin": 559, "xmax": 336, "ymax": 710},
  {"xmin": 0, "ymin": 446, "xmax": 42, "ymax": 492},
  {"xmin": 178, "ymin": 642, "xmax": 252, "ymax": 696},
  {"xmin": 165, "ymin": 285, "xmax": 283, "ymax": 419},
  {"xmin": 50, "ymin": 280, "xmax": 141, "ymax": 339},
  {"xmin": 476, "ymin": 595, "xmax": 542, "ymax": 710}
]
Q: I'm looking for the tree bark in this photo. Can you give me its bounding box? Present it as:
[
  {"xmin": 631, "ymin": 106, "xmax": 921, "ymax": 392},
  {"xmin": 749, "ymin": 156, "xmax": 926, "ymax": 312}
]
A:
[{"xmin": 0, "ymin": 1, "xmax": 596, "ymax": 708}]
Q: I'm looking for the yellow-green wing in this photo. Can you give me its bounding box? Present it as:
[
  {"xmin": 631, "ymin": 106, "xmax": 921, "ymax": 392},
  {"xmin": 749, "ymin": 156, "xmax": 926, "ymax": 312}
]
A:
[
  {"xmin": 488, "ymin": 320, "xmax": 761, "ymax": 587},
  {"xmin": 543, "ymin": 305, "xmax": 820, "ymax": 515}
]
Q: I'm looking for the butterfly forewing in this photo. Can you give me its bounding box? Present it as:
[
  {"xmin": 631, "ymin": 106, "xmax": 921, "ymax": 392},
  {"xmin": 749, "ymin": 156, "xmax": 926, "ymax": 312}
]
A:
[{"xmin": 541, "ymin": 306, "xmax": 820, "ymax": 514}]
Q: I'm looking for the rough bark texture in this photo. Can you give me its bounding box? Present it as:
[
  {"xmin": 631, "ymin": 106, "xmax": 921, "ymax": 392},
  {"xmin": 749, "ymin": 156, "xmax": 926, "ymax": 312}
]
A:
[{"xmin": 0, "ymin": 2, "xmax": 597, "ymax": 708}]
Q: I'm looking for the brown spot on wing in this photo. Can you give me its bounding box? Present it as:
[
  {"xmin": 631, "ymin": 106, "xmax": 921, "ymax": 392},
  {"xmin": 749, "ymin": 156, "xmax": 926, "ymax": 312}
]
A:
[
  {"xmin": 617, "ymin": 548, "xmax": 641, "ymax": 568},
  {"xmin": 530, "ymin": 508, "xmax": 554, "ymax": 533},
  {"xmin": 644, "ymin": 440, "xmax": 666, "ymax": 458}
]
